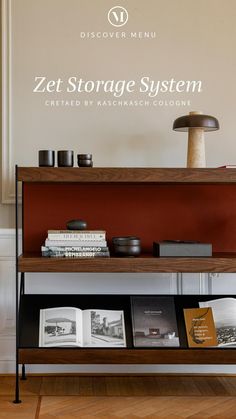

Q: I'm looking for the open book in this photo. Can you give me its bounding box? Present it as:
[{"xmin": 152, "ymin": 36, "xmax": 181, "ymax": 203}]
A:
[
  {"xmin": 199, "ymin": 298, "xmax": 236, "ymax": 347},
  {"xmin": 39, "ymin": 307, "xmax": 126, "ymax": 347}
]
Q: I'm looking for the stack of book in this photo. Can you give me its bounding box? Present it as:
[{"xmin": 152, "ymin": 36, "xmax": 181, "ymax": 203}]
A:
[{"xmin": 41, "ymin": 230, "xmax": 110, "ymax": 258}]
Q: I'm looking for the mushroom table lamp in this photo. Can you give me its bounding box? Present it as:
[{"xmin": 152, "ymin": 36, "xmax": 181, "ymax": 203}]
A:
[{"xmin": 173, "ymin": 111, "xmax": 219, "ymax": 168}]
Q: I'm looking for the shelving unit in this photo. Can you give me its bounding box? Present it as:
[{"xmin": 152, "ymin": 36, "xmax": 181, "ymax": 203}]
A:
[{"xmin": 15, "ymin": 166, "xmax": 236, "ymax": 403}]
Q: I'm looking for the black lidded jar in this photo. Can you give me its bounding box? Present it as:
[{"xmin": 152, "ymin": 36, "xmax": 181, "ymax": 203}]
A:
[
  {"xmin": 112, "ymin": 236, "xmax": 141, "ymax": 257},
  {"xmin": 38, "ymin": 150, "xmax": 55, "ymax": 167},
  {"xmin": 58, "ymin": 150, "xmax": 74, "ymax": 167},
  {"xmin": 77, "ymin": 154, "xmax": 93, "ymax": 167}
]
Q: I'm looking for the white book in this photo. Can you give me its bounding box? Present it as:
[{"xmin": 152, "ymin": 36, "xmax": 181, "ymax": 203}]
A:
[
  {"xmin": 199, "ymin": 298, "xmax": 236, "ymax": 347},
  {"xmin": 45, "ymin": 239, "xmax": 107, "ymax": 247},
  {"xmin": 47, "ymin": 230, "xmax": 106, "ymax": 241},
  {"xmin": 39, "ymin": 306, "xmax": 126, "ymax": 348}
]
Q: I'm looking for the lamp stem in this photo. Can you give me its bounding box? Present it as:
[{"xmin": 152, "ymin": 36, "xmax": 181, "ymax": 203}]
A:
[{"xmin": 187, "ymin": 111, "xmax": 206, "ymax": 168}]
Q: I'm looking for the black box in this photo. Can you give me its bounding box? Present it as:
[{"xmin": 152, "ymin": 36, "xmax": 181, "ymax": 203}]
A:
[{"xmin": 153, "ymin": 241, "xmax": 212, "ymax": 257}]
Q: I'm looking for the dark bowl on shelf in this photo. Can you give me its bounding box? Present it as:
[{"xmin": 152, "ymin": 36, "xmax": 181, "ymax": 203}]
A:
[
  {"xmin": 77, "ymin": 154, "xmax": 92, "ymax": 160},
  {"xmin": 112, "ymin": 236, "xmax": 141, "ymax": 257},
  {"xmin": 112, "ymin": 237, "xmax": 141, "ymax": 246},
  {"xmin": 77, "ymin": 158, "xmax": 93, "ymax": 167},
  {"xmin": 113, "ymin": 244, "xmax": 141, "ymax": 257}
]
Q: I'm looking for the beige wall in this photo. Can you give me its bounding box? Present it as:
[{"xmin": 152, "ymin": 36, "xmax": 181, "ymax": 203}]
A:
[{"xmin": 1, "ymin": 0, "xmax": 236, "ymax": 227}]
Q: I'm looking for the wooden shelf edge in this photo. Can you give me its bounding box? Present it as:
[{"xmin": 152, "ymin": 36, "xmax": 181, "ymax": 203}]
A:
[
  {"xmin": 18, "ymin": 254, "xmax": 236, "ymax": 273},
  {"xmin": 17, "ymin": 167, "xmax": 236, "ymax": 183},
  {"xmin": 18, "ymin": 348, "xmax": 236, "ymax": 365}
]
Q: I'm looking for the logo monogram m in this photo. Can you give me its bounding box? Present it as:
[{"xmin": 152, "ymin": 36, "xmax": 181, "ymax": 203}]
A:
[
  {"xmin": 112, "ymin": 10, "xmax": 125, "ymax": 23},
  {"xmin": 108, "ymin": 6, "xmax": 129, "ymax": 27}
]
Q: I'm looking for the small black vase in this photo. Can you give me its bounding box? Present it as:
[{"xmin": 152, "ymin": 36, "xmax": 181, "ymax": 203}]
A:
[{"xmin": 58, "ymin": 150, "xmax": 74, "ymax": 167}]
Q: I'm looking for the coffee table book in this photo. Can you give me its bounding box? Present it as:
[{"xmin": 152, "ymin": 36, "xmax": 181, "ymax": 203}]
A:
[
  {"xmin": 184, "ymin": 307, "xmax": 218, "ymax": 348},
  {"xmin": 39, "ymin": 306, "xmax": 126, "ymax": 347},
  {"xmin": 131, "ymin": 296, "xmax": 180, "ymax": 347}
]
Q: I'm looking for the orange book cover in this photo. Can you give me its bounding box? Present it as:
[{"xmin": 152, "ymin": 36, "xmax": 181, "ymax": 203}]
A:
[{"xmin": 184, "ymin": 308, "xmax": 218, "ymax": 348}]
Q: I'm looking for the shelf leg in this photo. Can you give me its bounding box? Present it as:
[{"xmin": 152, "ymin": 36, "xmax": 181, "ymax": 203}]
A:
[
  {"xmin": 21, "ymin": 364, "xmax": 27, "ymax": 380},
  {"xmin": 20, "ymin": 273, "xmax": 25, "ymax": 295},
  {"xmin": 13, "ymin": 352, "xmax": 21, "ymax": 403}
]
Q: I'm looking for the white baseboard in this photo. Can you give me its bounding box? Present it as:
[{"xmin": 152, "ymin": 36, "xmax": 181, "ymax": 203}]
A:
[{"xmin": 1, "ymin": 362, "xmax": 236, "ymax": 375}]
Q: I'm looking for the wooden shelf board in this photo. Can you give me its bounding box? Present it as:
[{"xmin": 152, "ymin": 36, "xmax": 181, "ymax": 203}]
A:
[
  {"xmin": 18, "ymin": 253, "xmax": 236, "ymax": 273},
  {"xmin": 17, "ymin": 167, "xmax": 236, "ymax": 183},
  {"xmin": 18, "ymin": 348, "xmax": 236, "ymax": 365}
]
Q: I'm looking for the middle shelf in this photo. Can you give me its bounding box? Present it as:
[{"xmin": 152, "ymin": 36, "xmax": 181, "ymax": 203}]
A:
[
  {"xmin": 18, "ymin": 253, "xmax": 236, "ymax": 273},
  {"xmin": 19, "ymin": 294, "xmax": 236, "ymax": 355},
  {"xmin": 19, "ymin": 347, "xmax": 236, "ymax": 365}
]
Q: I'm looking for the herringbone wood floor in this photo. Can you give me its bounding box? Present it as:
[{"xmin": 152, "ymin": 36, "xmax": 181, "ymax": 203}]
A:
[{"xmin": 1, "ymin": 375, "xmax": 236, "ymax": 418}]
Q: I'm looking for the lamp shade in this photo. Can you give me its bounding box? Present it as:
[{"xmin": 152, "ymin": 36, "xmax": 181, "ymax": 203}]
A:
[{"xmin": 173, "ymin": 114, "xmax": 219, "ymax": 132}]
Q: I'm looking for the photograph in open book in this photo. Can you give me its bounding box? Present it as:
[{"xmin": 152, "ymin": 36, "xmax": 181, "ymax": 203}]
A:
[
  {"xmin": 199, "ymin": 298, "xmax": 236, "ymax": 347},
  {"xmin": 83, "ymin": 309, "xmax": 126, "ymax": 347},
  {"xmin": 39, "ymin": 307, "xmax": 82, "ymax": 347},
  {"xmin": 39, "ymin": 306, "xmax": 126, "ymax": 347}
]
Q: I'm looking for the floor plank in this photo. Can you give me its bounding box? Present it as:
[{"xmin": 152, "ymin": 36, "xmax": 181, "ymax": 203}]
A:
[
  {"xmin": 0, "ymin": 396, "xmax": 38, "ymax": 419},
  {"xmin": 0, "ymin": 376, "xmax": 42, "ymax": 396},
  {"xmin": 38, "ymin": 396, "xmax": 236, "ymax": 418},
  {"xmin": 39, "ymin": 376, "xmax": 236, "ymax": 396},
  {"xmin": 1, "ymin": 376, "xmax": 236, "ymax": 418}
]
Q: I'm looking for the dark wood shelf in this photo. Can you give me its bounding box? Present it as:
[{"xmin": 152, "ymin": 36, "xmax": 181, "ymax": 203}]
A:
[
  {"xmin": 17, "ymin": 167, "xmax": 236, "ymax": 183},
  {"xmin": 18, "ymin": 253, "xmax": 236, "ymax": 273},
  {"xmin": 18, "ymin": 348, "xmax": 236, "ymax": 365}
]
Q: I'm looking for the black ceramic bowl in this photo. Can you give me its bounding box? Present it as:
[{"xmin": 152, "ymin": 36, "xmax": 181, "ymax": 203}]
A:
[
  {"xmin": 77, "ymin": 154, "xmax": 92, "ymax": 160},
  {"xmin": 77, "ymin": 159, "xmax": 93, "ymax": 167},
  {"xmin": 112, "ymin": 237, "xmax": 141, "ymax": 257},
  {"xmin": 113, "ymin": 245, "xmax": 141, "ymax": 257},
  {"xmin": 112, "ymin": 237, "xmax": 141, "ymax": 246}
]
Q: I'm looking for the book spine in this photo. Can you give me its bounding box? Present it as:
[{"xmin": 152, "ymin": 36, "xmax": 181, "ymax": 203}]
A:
[
  {"xmin": 48, "ymin": 230, "xmax": 106, "ymax": 234},
  {"xmin": 47, "ymin": 233, "xmax": 106, "ymax": 241},
  {"xmin": 42, "ymin": 246, "xmax": 109, "ymax": 252},
  {"xmin": 42, "ymin": 250, "xmax": 110, "ymax": 258},
  {"xmin": 45, "ymin": 239, "xmax": 107, "ymax": 247}
]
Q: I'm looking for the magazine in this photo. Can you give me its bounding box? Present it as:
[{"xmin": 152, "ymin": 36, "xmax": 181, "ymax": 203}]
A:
[
  {"xmin": 199, "ymin": 298, "xmax": 236, "ymax": 347},
  {"xmin": 131, "ymin": 296, "xmax": 180, "ymax": 347},
  {"xmin": 39, "ymin": 307, "xmax": 126, "ymax": 347}
]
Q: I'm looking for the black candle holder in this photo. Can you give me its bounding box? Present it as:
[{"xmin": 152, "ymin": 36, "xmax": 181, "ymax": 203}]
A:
[
  {"xmin": 58, "ymin": 150, "xmax": 74, "ymax": 167},
  {"xmin": 38, "ymin": 150, "xmax": 55, "ymax": 167},
  {"xmin": 77, "ymin": 154, "xmax": 93, "ymax": 167},
  {"xmin": 112, "ymin": 237, "xmax": 141, "ymax": 257}
]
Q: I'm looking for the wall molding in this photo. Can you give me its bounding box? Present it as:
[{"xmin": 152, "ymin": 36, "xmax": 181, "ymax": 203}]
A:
[{"xmin": 1, "ymin": 0, "xmax": 15, "ymax": 203}]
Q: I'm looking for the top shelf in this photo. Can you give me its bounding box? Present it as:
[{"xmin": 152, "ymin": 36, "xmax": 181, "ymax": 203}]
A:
[{"xmin": 17, "ymin": 167, "xmax": 236, "ymax": 183}]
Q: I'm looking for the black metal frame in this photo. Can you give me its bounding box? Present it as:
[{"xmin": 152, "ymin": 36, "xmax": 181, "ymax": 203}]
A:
[
  {"xmin": 14, "ymin": 165, "xmax": 26, "ymax": 403},
  {"xmin": 14, "ymin": 165, "xmax": 21, "ymax": 403}
]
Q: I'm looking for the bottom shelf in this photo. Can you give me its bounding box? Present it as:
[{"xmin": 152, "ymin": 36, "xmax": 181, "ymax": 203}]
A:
[{"xmin": 19, "ymin": 348, "xmax": 236, "ymax": 365}]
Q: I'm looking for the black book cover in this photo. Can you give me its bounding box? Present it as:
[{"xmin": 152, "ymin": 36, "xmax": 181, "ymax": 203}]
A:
[{"xmin": 131, "ymin": 296, "xmax": 180, "ymax": 347}]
